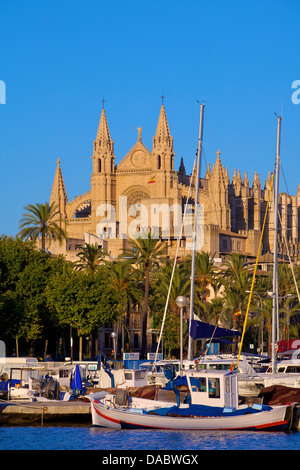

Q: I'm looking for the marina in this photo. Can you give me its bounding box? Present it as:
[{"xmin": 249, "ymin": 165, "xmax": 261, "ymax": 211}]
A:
[
  {"xmin": 1, "ymin": 0, "xmax": 299, "ymax": 454},
  {"xmin": 1, "ymin": 368, "xmax": 300, "ymax": 431}
]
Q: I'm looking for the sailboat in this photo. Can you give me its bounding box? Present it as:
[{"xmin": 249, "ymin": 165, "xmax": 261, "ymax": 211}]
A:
[
  {"xmin": 209, "ymin": 115, "xmax": 300, "ymax": 401},
  {"xmin": 89, "ymin": 107, "xmax": 296, "ymax": 430}
]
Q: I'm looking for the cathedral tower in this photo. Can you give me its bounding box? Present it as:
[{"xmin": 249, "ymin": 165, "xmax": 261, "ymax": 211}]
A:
[
  {"xmin": 151, "ymin": 103, "xmax": 175, "ymax": 198},
  {"xmin": 90, "ymin": 105, "xmax": 116, "ymax": 229},
  {"xmin": 152, "ymin": 103, "xmax": 174, "ymax": 171}
]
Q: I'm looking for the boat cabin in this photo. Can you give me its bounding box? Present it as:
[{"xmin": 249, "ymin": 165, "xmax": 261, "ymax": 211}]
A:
[
  {"xmin": 264, "ymin": 360, "xmax": 300, "ymax": 374},
  {"xmin": 142, "ymin": 354, "xmax": 257, "ymax": 378},
  {"xmin": 119, "ymin": 369, "xmax": 147, "ymax": 388},
  {"xmin": 186, "ymin": 369, "xmax": 239, "ymax": 409}
]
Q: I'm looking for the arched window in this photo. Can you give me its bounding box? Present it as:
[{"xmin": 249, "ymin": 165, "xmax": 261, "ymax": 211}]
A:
[
  {"xmin": 98, "ymin": 158, "xmax": 101, "ymax": 173},
  {"xmin": 158, "ymin": 155, "xmax": 161, "ymax": 169}
]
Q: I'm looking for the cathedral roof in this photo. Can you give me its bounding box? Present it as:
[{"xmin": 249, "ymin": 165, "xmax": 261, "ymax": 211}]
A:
[{"xmin": 117, "ymin": 127, "xmax": 152, "ymax": 172}]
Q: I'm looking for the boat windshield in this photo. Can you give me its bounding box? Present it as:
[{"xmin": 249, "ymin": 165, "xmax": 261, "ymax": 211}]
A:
[
  {"xmin": 190, "ymin": 377, "xmax": 206, "ymax": 392},
  {"xmin": 208, "ymin": 378, "xmax": 220, "ymax": 398}
]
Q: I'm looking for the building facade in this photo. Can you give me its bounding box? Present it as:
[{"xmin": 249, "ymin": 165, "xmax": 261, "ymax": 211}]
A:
[{"xmin": 49, "ymin": 103, "xmax": 300, "ymax": 264}]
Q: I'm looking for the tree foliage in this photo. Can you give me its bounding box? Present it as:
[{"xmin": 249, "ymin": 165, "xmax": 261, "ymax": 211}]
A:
[
  {"xmin": 1, "ymin": 234, "xmax": 300, "ymax": 359},
  {"xmin": 74, "ymin": 243, "xmax": 107, "ymax": 272},
  {"xmin": 46, "ymin": 268, "xmax": 125, "ymax": 360},
  {"xmin": 123, "ymin": 232, "xmax": 166, "ymax": 358},
  {"xmin": 0, "ymin": 237, "xmax": 124, "ymax": 358},
  {"xmin": 17, "ymin": 202, "xmax": 67, "ymax": 251}
]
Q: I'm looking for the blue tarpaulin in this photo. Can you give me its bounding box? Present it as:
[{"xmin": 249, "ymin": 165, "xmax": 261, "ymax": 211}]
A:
[
  {"xmin": 70, "ymin": 364, "xmax": 82, "ymax": 391},
  {"xmin": 147, "ymin": 403, "xmax": 272, "ymax": 417},
  {"xmin": 187, "ymin": 320, "xmax": 241, "ymax": 341},
  {"xmin": 163, "ymin": 375, "xmax": 188, "ymax": 390},
  {"xmin": 0, "ymin": 379, "xmax": 20, "ymax": 392}
]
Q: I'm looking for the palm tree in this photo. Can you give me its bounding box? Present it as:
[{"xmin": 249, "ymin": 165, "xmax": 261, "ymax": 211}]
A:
[
  {"xmin": 220, "ymin": 254, "xmax": 251, "ymax": 351},
  {"xmin": 151, "ymin": 262, "xmax": 189, "ymax": 357},
  {"xmin": 253, "ymin": 264, "xmax": 300, "ymax": 351},
  {"xmin": 18, "ymin": 202, "xmax": 67, "ymax": 251},
  {"xmin": 104, "ymin": 260, "xmax": 142, "ymax": 352},
  {"xmin": 279, "ymin": 296, "xmax": 300, "ymax": 341},
  {"xmin": 75, "ymin": 243, "xmax": 107, "ymax": 273},
  {"xmin": 123, "ymin": 232, "xmax": 166, "ymax": 358},
  {"xmin": 222, "ymin": 253, "xmax": 250, "ymax": 286},
  {"xmin": 183, "ymin": 251, "xmax": 219, "ymax": 322}
]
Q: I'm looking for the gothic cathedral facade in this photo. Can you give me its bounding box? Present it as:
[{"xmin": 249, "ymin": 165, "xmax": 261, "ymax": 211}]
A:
[{"xmin": 49, "ymin": 103, "xmax": 300, "ymax": 265}]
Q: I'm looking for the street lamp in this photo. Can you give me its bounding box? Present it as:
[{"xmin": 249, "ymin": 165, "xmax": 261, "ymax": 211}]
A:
[
  {"xmin": 111, "ymin": 331, "xmax": 117, "ymax": 367},
  {"xmin": 176, "ymin": 296, "xmax": 187, "ymax": 375}
]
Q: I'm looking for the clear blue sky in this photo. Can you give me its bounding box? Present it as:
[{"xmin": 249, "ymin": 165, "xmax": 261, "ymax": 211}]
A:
[{"xmin": 1, "ymin": 0, "xmax": 299, "ymax": 237}]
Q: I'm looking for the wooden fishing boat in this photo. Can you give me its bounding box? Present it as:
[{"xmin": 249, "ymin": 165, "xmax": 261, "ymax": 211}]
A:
[{"xmin": 89, "ymin": 368, "xmax": 295, "ymax": 431}]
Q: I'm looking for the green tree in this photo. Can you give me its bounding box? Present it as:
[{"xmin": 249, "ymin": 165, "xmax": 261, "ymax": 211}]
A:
[
  {"xmin": 15, "ymin": 250, "xmax": 67, "ymax": 358},
  {"xmin": 220, "ymin": 254, "xmax": 251, "ymax": 351},
  {"xmin": 75, "ymin": 243, "xmax": 107, "ymax": 273},
  {"xmin": 0, "ymin": 236, "xmax": 34, "ymax": 293},
  {"xmin": 0, "ymin": 290, "xmax": 26, "ymax": 357},
  {"xmin": 0, "ymin": 236, "xmax": 68, "ymax": 356},
  {"xmin": 18, "ymin": 202, "xmax": 67, "ymax": 251},
  {"xmin": 151, "ymin": 262, "xmax": 189, "ymax": 357},
  {"xmin": 183, "ymin": 251, "xmax": 219, "ymax": 322},
  {"xmin": 252, "ymin": 264, "xmax": 300, "ymax": 352},
  {"xmin": 0, "ymin": 237, "xmax": 39, "ymax": 355},
  {"xmin": 47, "ymin": 269, "xmax": 125, "ymax": 360},
  {"xmin": 104, "ymin": 260, "xmax": 142, "ymax": 351}
]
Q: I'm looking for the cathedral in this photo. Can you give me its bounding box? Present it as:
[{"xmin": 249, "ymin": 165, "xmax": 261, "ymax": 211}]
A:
[{"xmin": 49, "ymin": 103, "xmax": 300, "ymax": 265}]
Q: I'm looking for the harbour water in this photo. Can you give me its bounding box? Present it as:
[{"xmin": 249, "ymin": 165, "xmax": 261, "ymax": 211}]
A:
[{"xmin": 0, "ymin": 426, "xmax": 300, "ymax": 451}]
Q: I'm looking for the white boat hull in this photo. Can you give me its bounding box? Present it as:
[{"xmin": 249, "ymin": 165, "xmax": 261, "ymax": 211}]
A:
[{"xmin": 89, "ymin": 395, "xmax": 295, "ymax": 431}]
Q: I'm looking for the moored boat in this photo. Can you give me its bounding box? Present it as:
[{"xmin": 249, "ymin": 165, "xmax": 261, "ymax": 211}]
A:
[{"xmin": 89, "ymin": 368, "xmax": 295, "ymax": 431}]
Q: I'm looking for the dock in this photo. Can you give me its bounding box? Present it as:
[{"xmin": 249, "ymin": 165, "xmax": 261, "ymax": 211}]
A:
[{"xmin": 0, "ymin": 399, "xmax": 91, "ymax": 426}]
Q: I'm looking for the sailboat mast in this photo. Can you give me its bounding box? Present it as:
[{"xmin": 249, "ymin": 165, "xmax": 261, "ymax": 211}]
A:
[
  {"xmin": 271, "ymin": 114, "xmax": 281, "ymax": 373},
  {"xmin": 187, "ymin": 103, "xmax": 205, "ymax": 361}
]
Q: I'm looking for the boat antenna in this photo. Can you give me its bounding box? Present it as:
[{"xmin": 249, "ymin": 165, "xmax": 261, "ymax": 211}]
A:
[
  {"xmin": 234, "ymin": 166, "xmax": 275, "ymax": 371},
  {"xmin": 153, "ymin": 149, "xmax": 197, "ymax": 364},
  {"xmin": 271, "ymin": 114, "xmax": 282, "ymax": 373},
  {"xmin": 187, "ymin": 102, "xmax": 205, "ymax": 360}
]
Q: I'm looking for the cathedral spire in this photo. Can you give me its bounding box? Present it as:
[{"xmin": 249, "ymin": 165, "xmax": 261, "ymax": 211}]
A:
[
  {"xmin": 265, "ymin": 171, "xmax": 272, "ymax": 191},
  {"xmin": 179, "ymin": 156, "xmax": 186, "ymax": 175},
  {"xmin": 50, "ymin": 158, "xmax": 68, "ymax": 217},
  {"xmin": 96, "ymin": 107, "xmax": 113, "ymax": 146},
  {"xmin": 212, "ymin": 150, "xmax": 223, "ymax": 177},
  {"xmin": 154, "ymin": 103, "xmax": 172, "ymax": 144},
  {"xmin": 253, "ymin": 171, "xmax": 261, "ymax": 189},
  {"xmin": 152, "ymin": 103, "xmax": 174, "ymax": 170},
  {"xmin": 93, "ymin": 105, "xmax": 115, "ymax": 174},
  {"xmin": 244, "ymin": 171, "xmax": 249, "ymax": 187},
  {"xmin": 205, "ymin": 162, "xmax": 211, "ymax": 179}
]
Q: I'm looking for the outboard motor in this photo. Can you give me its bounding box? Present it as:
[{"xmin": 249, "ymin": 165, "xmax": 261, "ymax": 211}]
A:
[
  {"xmin": 44, "ymin": 378, "xmax": 60, "ymax": 400},
  {"xmin": 114, "ymin": 388, "xmax": 128, "ymax": 407}
]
